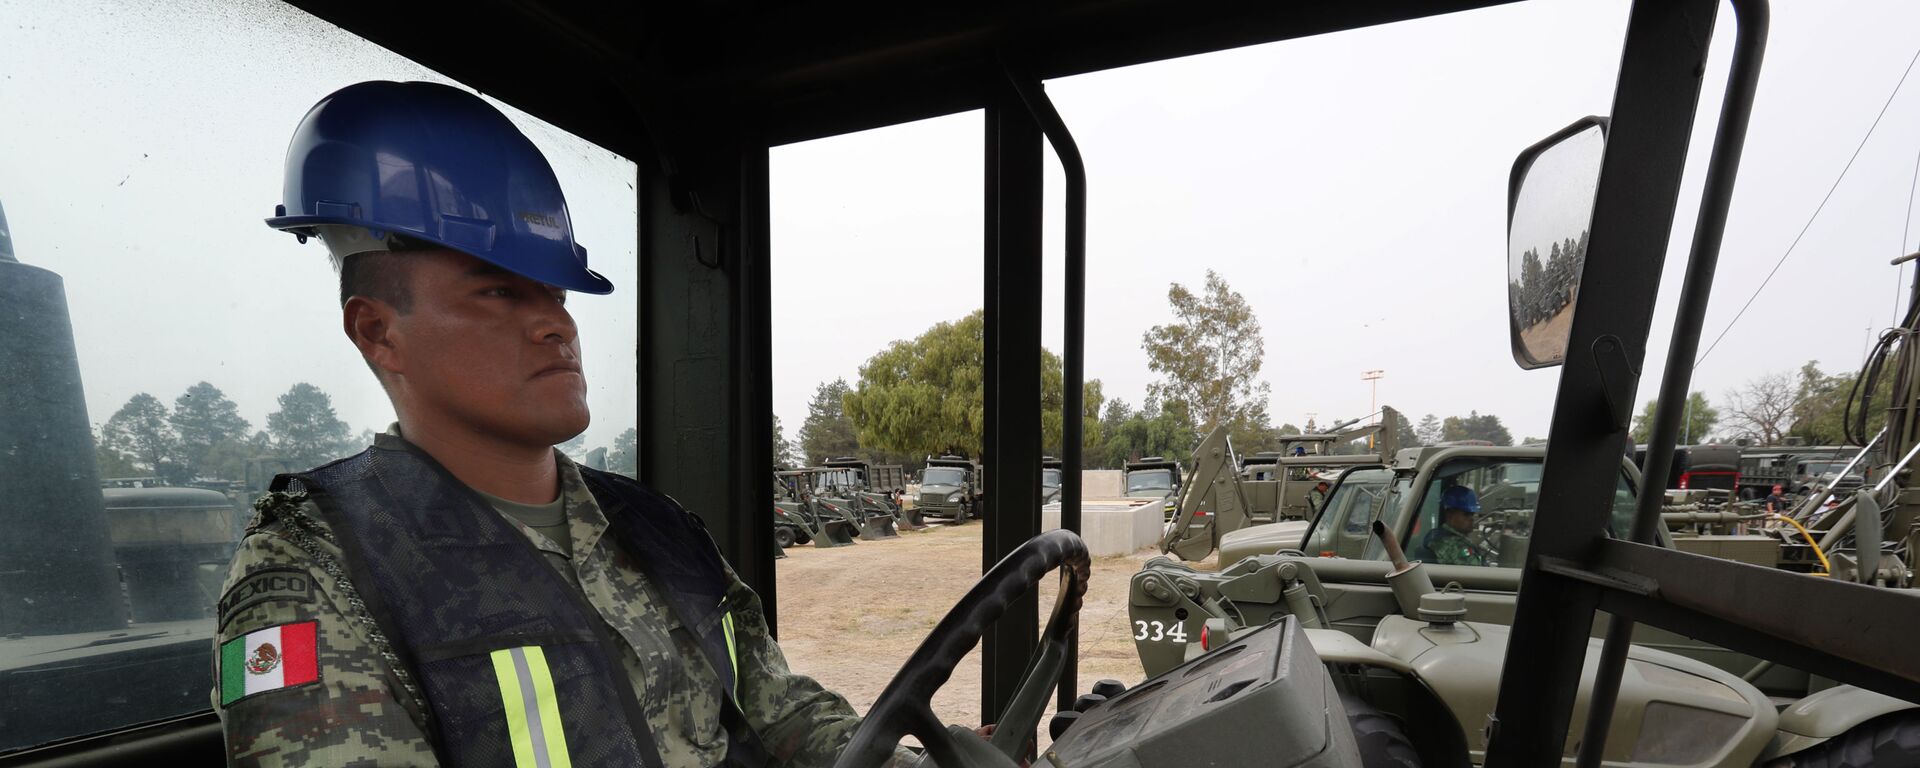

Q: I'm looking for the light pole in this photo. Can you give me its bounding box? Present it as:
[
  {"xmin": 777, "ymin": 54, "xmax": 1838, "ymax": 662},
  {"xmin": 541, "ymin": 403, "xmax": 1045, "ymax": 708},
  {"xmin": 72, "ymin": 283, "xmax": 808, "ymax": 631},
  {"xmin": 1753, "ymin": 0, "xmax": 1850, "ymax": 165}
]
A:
[{"xmin": 1362, "ymin": 370, "xmax": 1385, "ymax": 449}]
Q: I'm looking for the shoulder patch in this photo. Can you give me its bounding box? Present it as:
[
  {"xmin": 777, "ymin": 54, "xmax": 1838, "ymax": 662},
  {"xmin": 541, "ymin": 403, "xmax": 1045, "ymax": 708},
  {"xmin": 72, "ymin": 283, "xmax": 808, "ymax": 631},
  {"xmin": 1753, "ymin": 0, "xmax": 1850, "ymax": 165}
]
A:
[
  {"xmin": 220, "ymin": 621, "xmax": 321, "ymax": 706},
  {"xmin": 219, "ymin": 566, "xmax": 316, "ymax": 625}
]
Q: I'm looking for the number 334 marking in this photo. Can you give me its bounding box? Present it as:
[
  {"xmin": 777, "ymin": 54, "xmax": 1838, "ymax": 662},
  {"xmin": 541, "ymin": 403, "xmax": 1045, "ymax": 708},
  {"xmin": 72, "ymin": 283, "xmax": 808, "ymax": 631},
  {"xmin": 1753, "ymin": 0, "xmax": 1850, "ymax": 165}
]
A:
[{"xmin": 1133, "ymin": 620, "xmax": 1188, "ymax": 642}]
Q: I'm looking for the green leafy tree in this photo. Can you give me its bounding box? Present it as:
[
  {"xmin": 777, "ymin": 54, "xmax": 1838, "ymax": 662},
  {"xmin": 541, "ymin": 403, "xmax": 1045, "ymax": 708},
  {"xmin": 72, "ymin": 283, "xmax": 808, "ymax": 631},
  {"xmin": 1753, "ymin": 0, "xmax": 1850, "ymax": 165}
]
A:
[
  {"xmin": 1044, "ymin": 369, "xmax": 1107, "ymax": 465},
  {"xmin": 609, "ymin": 428, "xmax": 638, "ymax": 477},
  {"xmin": 772, "ymin": 415, "xmax": 797, "ymax": 467},
  {"xmin": 1440, "ymin": 411, "xmax": 1514, "ymax": 446},
  {"xmin": 1098, "ymin": 398, "xmax": 1199, "ymax": 468},
  {"xmin": 845, "ymin": 310, "xmax": 1107, "ymax": 462},
  {"xmin": 1629, "ymin": 392, "xmax": 1719, "ymax": 444},
  {"xmin": 266, "ymin": 382, "xmax": 354, "ymax": 468},
  {"xmin": 169, "ymin": 381, "xmax": 251, "ymax": 480},
  {"xmin": 93, "ymin": 425, "xmax": 140, "ymax": 479},
  {"xmin": 101, "ymin": 392, "xmax": 184, "ymax": 480},
  {"xmin": 801, "ymin": 378, "xmax": 864, "ymax": 463},
  {"xmin": 555, "ymin": 433, "xmax": 587, "ymax": 458},
  {"xmin": 1393, "ymin": 415, "xmax": 1422, "ymax": 448},
  {"xmin": 1415, "ymin": 414, "xmax": 1443, "ymax": 445},
  {"xmin": 1141, "ymin": 271, "xmax": 1272, "ymax": 441}
]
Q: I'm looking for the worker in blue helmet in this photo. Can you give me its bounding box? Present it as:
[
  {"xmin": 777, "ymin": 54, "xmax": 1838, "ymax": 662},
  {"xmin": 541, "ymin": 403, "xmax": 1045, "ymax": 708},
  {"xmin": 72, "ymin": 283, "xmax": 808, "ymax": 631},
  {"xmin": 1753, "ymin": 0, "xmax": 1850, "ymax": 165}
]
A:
[
  {"xmin": 1420, "ymin": 485, "xmax": 1490, "ymax": 567},
  {"xmin": 215, "ymin": 81, "xmax": 915, "ymax": 768}
]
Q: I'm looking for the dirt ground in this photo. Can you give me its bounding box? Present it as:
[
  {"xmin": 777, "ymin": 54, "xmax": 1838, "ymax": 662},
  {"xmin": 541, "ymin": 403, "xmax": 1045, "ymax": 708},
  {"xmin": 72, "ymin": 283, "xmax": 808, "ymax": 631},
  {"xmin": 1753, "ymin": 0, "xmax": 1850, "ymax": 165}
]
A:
[
  {"xmin": 772, "ymin": 520, "xmax": 1171, "ymax": 748},
  {"xmin": 1518, "ymin": 303, "xmax": 1575, "ymax": 361}
]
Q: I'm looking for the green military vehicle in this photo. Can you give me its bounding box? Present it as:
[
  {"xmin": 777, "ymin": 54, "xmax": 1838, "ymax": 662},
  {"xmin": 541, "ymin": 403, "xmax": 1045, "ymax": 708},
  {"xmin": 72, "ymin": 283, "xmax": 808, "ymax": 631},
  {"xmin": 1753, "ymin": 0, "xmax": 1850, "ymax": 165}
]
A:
[
  {"xmin": 916, "ymin": 455, "xmax": 981, "ymax": 523},
  {"xmin": 773, "ymin": 469, "xmax": 858, "ymax": 548},
  {"xmin": 1042, "ymin": 456, "xmax": 1064, "ymax": 505},
  {"xmin": 1160, "ymin": 411, "xmax": 1405, "ymax": 561},
  {"xmin": 811, "ymin": 465, "xmax": 899, "ymax": 539},
  {"xmin": 822, "ymin": 457, "xmax": 922, "ymax": 531},
  {"xmin": 1130, "ymin": 439, "xmax": 1919, "ymax": 765},
  {"xmin": 1124, "ymin": 456, "xmax": 1182, "ymax": 501}
]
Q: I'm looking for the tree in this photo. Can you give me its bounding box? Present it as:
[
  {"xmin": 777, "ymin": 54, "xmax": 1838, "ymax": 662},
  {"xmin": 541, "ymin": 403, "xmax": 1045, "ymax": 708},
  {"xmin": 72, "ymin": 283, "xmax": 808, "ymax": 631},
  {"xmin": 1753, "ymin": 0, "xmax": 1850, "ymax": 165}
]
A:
[
  {"xmin": 1098, "ymin": 398, "xmax": 1198, "ymax": 468},
  {"xmin": 1785, "ymin": 361, "xmax": 1886, "ymax": 445},
  {"xmin": 266, "ymin": 382, "xmax": 354, "ymax": 468},
  {"xmin": 609, "ymin": 428, "xmax": 638, "ymax": 477},
  {"xmin": 169, "ymin": 382, "xmax": 251, "ymax": 480},
  {"xmin": 1415, "ymin": 414, "xmax": 1443, "ymax": 446},
  {"xmin": 844, "ymin": 310, "xmax": 1108, "ymax": 461},
  {"xmin": 1141, "ymin": 270, "xmax": 1272, "ymax": 438},
  {"xmin": 1393, "ymin": 415, "xmax": 1422, "ymax": 448},
  {"xmin": 772, "ymin": 415, "xmax": 797, "ymax": 467},
  {"xmin": 555, "ymin": 433, "xmax": 587, "ymax": 458},
  {"xmin": 1723, "ymin": 371, "xmax": 1796, "ymax": 446},
  {"xmin": 801, "ymin": 378, "xmax": 863, "ymax": 463},
  {"xmin": 1440, "ymin": 411, "xmax": 1514, "ymax": 446},
  {"xmin": 1629, "ymin": 392, "xmax": 1719, "ymax": 444},
  {"xmin": 100, "ymin": 393, "xmax": 183, "ymax": 480},
  {"xmin": 1044, "ymin": 376, "xmax": 1107, "ymax": 468},
  {"xmin": 93, "ymin": 425, "xmax": 140, "ymax": 479}
]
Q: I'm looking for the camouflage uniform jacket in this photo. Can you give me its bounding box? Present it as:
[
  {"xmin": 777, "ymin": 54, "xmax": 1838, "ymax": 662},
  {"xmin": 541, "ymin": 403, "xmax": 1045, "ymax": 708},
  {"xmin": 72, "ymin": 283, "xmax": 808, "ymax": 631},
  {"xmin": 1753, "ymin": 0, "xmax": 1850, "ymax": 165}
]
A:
[
  {"xmin": 1425, "ymin": 525, "xmax": 1490, "ymax": 567},
  {"xmin": 214, "ymin": 435, "xmax": 903, "ymax": 767}
]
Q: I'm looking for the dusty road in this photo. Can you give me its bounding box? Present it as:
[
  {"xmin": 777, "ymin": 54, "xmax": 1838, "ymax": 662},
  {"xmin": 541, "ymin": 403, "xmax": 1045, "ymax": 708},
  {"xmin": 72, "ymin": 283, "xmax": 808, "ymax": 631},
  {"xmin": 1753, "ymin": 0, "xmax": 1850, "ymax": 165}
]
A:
[{"xmin": 772, "ymin": 521, "xmax": 1170, "ymax": 746}]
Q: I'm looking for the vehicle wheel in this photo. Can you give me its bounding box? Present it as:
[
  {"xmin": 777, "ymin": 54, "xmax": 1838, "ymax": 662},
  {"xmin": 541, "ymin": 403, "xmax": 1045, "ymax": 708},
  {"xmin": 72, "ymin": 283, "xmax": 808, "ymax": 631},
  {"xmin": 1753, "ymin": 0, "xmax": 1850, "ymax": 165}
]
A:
[
  {"xmin": 1341, "ymin": 693, "xmax": 1422, "ymax": 768},
  {"xmin": 1780, "ymin": 711, "xmax": 1920, "ymax": 768},
  {"xmin": 774, "ymin": 526, "xmax": 796, "ymax": 549},
  {"xmin": 795, "ymin": 530, "xmax": 812, "ymax": 545}
]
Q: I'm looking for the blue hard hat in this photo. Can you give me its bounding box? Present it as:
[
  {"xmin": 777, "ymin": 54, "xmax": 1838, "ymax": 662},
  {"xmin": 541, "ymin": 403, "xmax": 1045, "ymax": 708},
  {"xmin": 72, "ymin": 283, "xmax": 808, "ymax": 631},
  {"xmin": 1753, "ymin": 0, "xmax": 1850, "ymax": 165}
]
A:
[
  {"xmin": 1441, "ymin": 485, "xmax": 1480, "ymax": 513},
  {"xmin": 266, "ymin": 81, "xmax": 612, "ymax": 294}
]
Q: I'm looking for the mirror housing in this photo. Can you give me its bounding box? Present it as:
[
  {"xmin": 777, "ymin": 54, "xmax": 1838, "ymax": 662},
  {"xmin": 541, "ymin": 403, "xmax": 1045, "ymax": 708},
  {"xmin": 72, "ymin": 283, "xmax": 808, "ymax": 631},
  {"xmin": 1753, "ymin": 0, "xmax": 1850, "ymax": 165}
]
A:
[{"xmin": 1507, "ymin": 116, "xmax": 1608, "ymax": 369}]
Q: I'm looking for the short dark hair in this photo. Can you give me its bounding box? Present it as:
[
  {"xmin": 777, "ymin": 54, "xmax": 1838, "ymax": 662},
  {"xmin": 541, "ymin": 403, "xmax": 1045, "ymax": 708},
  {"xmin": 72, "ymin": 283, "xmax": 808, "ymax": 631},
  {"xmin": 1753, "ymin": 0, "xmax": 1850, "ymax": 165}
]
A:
[{"xmin": 337, "ymin": 239, "xmax": 431, "ymax": 311}]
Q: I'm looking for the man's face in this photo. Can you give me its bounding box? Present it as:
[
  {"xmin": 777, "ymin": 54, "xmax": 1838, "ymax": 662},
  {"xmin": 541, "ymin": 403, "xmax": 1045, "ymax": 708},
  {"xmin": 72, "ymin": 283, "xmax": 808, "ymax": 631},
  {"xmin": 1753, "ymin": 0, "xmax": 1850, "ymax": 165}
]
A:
[
  {"xmin": 1444, "ymin": 508, "xmax": 1474, "ymax": 533},
  {"xmin": 382, "ymin": 249, "xmax": 589, "ymax": 446}
]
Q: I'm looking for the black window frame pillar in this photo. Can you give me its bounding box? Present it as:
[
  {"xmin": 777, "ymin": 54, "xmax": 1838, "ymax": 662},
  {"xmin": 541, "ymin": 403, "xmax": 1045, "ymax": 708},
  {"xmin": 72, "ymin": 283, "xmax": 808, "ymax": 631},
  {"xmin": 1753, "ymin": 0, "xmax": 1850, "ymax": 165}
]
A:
[
  {"xmin": 636, "ymin": 114, "xmax": 780, "ymax": 631},
  {"xmin": 980, "ymin": 92, "xmax": 1046, "ymax": 726}
]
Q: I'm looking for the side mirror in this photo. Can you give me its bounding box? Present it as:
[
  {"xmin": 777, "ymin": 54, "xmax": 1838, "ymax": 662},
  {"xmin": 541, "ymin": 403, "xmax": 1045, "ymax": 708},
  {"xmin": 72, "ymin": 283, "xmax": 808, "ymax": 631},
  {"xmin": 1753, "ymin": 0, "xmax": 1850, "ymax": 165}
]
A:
[{"xmin": 1507, "ymin": 116, "xmax": 1607, "ymax": 369}]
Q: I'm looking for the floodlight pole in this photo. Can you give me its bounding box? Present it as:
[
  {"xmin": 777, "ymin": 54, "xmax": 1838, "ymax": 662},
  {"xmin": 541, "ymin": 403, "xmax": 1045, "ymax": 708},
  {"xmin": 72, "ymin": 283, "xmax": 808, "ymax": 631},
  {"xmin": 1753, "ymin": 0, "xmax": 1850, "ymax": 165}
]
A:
[{"xmin": 1362, "ymin": 370, "xmax": 1384, "ymax": 449}]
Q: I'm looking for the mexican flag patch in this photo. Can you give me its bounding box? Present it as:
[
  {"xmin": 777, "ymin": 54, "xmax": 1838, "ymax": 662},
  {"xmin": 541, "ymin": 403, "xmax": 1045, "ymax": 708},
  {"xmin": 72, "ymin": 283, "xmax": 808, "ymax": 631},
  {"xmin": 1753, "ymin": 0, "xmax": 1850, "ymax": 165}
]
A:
[{"xmin": 220, "ymin": 621, "xmax": 319, "ymax": 705}]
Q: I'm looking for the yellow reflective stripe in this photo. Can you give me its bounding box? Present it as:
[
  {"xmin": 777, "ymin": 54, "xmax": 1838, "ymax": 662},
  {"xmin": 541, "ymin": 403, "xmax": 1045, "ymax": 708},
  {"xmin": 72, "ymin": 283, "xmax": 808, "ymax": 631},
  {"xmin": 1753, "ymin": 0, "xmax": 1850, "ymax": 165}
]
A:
[
  {"xmin": 720, "ymin": 607, "xmax": 739, "ymax": 698},
  {"xmin": 489, "ymin": 646, "xmax": 573, "ymax": 768}
]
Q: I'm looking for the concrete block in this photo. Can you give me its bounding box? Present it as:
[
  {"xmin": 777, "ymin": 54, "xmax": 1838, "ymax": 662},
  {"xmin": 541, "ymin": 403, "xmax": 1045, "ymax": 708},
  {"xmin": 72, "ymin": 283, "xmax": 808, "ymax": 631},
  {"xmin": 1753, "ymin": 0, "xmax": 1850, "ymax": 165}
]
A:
[
  {"xmin": 1080, "ymin": 470, "xmax": 1123, "ymax": 499},
  {"xmin": 1043, "ymin": 497, "xmax": 1163, "ymax": 557}
]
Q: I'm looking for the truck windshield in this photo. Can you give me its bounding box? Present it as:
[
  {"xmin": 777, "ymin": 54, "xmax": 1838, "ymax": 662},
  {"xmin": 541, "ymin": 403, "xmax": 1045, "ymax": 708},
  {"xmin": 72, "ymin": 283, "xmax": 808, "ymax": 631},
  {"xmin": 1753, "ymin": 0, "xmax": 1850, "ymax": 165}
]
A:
[
  {"xmin": 1301, "ymin": 469, "xmax": 1394, "ymax": 559},
  {"xmin": 1348, "ymin": 458, "xmax": 1638, "ymax": 568},
  {"xmin": 923, "ymin": 467, "xmax": 967, "ymax": 486},
  {"xmin": 1127, "ymin": 469, "xmax": 1173, "ymax": 493},
  {"xmin": 1043, "ymin": 468, "xmax": 1062, "ymax": 489}
]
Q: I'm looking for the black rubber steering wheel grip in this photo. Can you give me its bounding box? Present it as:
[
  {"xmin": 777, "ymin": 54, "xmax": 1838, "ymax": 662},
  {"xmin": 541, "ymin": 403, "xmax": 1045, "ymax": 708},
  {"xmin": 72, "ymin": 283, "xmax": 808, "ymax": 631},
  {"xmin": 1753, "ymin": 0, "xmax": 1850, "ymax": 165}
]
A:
[{"xmin": 833, "ymin": 529, "xmax": 1092, "ymax": 768}]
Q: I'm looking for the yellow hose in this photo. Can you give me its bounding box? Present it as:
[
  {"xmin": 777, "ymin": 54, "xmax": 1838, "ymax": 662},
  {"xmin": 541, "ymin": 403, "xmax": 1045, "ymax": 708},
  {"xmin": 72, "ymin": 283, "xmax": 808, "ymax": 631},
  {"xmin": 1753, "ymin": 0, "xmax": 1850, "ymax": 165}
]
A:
[{"xmin": 1772, "ymin": 513, "xmax": 1832, "ymax": 577}]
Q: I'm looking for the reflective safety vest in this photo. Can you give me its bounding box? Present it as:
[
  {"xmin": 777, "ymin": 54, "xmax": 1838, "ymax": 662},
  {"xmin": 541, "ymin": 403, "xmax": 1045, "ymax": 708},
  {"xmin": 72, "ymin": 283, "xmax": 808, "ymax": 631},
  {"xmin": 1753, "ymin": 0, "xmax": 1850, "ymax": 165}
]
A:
[{"xmin": 280, "ymin": 443, "xmax": 768, "ymax": 768}]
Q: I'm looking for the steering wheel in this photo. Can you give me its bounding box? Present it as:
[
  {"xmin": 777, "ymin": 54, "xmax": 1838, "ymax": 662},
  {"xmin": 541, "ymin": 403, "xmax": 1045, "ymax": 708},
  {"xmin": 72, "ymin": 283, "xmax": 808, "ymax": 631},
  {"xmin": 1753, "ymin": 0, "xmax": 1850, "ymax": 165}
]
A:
[{"xmin": 833, "ymin": 529, "xmax": 1091, "ymax": 768}]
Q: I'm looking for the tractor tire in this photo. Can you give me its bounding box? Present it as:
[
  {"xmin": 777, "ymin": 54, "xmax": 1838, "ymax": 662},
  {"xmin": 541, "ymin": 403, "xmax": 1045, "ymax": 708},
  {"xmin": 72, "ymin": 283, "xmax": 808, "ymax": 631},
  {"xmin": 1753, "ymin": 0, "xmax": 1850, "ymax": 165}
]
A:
[
  {"xmin": 774, "ymin": 526, "xmax": 797, "ymax": 549},
  {"xmin": 795, "ymin": 530, "xmax": 813, "ymax": 545},
  {"xmin": 1780, "ymin": 711, "xmax": 1920, "ymax": 768},
  {"xmin": 1341, "ymin": 694, "xmax": 1422, "ymax": 768}
]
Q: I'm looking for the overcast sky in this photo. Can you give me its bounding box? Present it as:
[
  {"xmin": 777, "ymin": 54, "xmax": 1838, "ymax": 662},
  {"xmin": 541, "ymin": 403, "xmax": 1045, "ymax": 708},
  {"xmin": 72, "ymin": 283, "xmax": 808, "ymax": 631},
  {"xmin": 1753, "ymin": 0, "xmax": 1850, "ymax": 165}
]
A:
[
  {"xmin": 4, "ymin": 0, "xmax": 1918, "ymax": 461},
  {"xmin": 772, "ymin": 0, "xmax": 1920, "ymax": 446}
]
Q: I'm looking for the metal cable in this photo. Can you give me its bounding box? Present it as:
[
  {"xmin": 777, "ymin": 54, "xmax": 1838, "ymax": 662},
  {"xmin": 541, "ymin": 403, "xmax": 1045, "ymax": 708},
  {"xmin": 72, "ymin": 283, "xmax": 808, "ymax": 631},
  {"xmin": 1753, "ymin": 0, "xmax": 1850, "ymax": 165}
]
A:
[{"xmin": 1696, "ymin": 45, "xmax": 1920, "ymax": 367}]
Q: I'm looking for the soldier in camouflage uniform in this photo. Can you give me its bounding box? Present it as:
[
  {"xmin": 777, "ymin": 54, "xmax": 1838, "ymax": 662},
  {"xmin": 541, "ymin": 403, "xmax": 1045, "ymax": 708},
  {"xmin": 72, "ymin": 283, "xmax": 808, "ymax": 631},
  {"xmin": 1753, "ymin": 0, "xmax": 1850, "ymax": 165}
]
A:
[
  {"xmin": 215, "ymin": 81, "xmax": 917, "ymax": 767},
  {"xmin": 1420, "ymin": 485, "xmax": 1490, "ymax": 567}
]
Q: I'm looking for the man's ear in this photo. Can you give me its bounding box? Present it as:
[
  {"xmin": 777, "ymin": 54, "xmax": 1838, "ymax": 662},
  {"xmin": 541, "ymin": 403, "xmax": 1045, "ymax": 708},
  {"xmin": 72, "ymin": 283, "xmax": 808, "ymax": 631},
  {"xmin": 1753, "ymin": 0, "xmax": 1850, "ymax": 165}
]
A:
[{"xmin": 343, "ymin": 296, "xmax": 403, "ymax": 378}]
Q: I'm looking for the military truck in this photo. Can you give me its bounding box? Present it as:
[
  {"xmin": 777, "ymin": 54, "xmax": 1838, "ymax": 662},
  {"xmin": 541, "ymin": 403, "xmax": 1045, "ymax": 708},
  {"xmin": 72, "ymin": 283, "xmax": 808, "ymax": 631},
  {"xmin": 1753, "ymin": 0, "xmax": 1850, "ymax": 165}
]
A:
[
  {"xmin": 1122, "ymin": 456, "xmax": 1181, "ymax": 500},
  {"xmin": 811, "ymin": 465, "xmax": 899, "ymax": 539},
  {"xmin": 822, "ymin": 457, "xmax": 920, "ymax": 531},
  {"xmin": 1128, "ymin": 525, "xmax": 1914, "ymax": 767},
  {"xmin": 1132, "ymin": 425, "xmax": 1920, "ymax": 761},
  {"xmin": 916, "ymin": 455, "xmax": 981, "ymax": 523},
  {"xmin": 1159, "ymin": 410, "xmax": 1406, "ymax": 561},
  {"xmin": 1041, "ymin": 456, "xmax": 1064, "ymax": 504},
  {"xmin": 1738, "ymin": 445, "xmax": 1868, "ymax": 500},
  {"xmin": 772, "ymin": 469, "xmax": 858, "ymax": 548}
]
